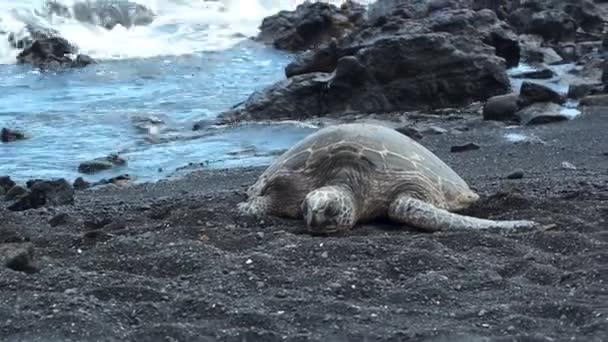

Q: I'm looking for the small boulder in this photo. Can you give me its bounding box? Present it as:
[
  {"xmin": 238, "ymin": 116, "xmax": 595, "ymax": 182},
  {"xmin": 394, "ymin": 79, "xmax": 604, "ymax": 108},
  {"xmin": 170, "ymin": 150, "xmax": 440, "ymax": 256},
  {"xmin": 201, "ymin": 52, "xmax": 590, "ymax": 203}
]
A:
[
  {"xmin": 1, "ymin": 128, "xmax": 27, "ymax": 143},
  {"xmin": 516, "ymin": 102, "xmax": 570, "ymax": 125},
  {"xmin": 0, "ymin": 243, "xmax": 36, "ymax": 273},
  {"xmin": 0, "ymin": 176, "xmax": 15, "ymax": 193},
  {"xmin": 8, "ymin": 179, "xmax": 74, "ymax": 211},
  {"xmin": 73, "ymin": 177, "xmax": 91, "ymax": 190},
  {"xmin": 579, "ymin": 94, "xmax": 608, "ymax": 106},
  {"xmin": 5, "ymin": 185, "xmax": 28, "ymax": 201},
  {"xmin": 506, "ymin": 169, "xmax": 525, "ymax": 179},
  {"xmin": 78, "ymin": 154, "xmax": 126, "ymax": 174},
  {"xmin": 510, "ymin": 68, "xmax": 555, "ymax": 79},
  {"xmin": 567, "ymin": 83, "xmax": 603, "ymax": 99},
  {"xmin": 483, "ymin": 93, "xmax": 520, "ymax": 121},
  {"xmin": 519, "ymin": 81, "xmax": 565, "ymax": 106}
]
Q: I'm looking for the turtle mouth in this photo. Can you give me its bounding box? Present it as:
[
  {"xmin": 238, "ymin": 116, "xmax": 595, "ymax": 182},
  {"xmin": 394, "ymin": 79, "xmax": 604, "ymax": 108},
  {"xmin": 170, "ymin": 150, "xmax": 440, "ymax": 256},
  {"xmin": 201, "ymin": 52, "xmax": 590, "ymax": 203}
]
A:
[{"xmin": 305, "ymin": 223, "xmax": 341, "ymax": 235}]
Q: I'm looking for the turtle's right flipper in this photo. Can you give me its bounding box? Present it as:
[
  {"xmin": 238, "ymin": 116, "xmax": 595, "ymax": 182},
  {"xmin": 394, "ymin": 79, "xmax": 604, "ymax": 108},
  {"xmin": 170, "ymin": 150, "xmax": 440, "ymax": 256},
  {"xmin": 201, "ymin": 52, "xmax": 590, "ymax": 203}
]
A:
[{"xmin": 388, "ymin": 196, "xmax": 539, "ymax": 232}]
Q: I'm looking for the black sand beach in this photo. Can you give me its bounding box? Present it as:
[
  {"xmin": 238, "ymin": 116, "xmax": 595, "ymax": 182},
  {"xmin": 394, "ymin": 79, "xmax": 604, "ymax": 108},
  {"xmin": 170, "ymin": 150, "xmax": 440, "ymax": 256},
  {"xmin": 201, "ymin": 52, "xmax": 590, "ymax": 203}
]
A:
[{"xmin": 1, "ymin": 108, "xmax": 606, "ymax": 342}]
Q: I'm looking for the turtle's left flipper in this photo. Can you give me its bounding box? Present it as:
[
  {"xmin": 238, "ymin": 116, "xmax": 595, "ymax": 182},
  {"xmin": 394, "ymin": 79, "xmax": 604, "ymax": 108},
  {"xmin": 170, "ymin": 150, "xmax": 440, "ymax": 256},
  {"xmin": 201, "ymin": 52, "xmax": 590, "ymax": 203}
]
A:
[{"xmin": 388, "ymin": 196, "xmax": 539, "ymax": 232}]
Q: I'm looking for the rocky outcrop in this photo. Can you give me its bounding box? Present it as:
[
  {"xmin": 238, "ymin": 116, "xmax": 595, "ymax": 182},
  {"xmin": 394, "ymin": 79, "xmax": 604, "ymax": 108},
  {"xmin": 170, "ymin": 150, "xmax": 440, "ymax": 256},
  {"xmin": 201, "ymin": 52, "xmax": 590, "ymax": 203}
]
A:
[
  {"xmin": 367, "ymin": 0, "xmax": 473, "ymax": 21},
  {"xmin": 16, "ymin": 37, "xmax": 95, "ymax": 69},
  {"xmin": 216, "ymin": 7, "xmax": 515, "ymax": 124},
  {"xmin": 255, "ymin": 1, "xmax": 365, "ymax": 52},
  {"xmin": 217, "ymin": 29, "xmax": 510, "ymax": 124}
]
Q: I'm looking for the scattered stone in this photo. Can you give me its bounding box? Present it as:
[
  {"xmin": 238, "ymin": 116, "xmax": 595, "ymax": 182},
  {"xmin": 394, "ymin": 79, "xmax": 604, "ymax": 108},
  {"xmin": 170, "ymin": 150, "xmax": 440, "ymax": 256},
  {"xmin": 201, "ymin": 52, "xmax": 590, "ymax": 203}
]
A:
[
  {"xmin": 73, "ymin": 177, "xmax": 91, "ymax": 190},
  {"xmin": 561, "ymin": 161, "xmax": 577, "ymax": 170},
  {"xmin": 510, "ymin": 68, "xmax": 555, "ymax": 79},
  {"xmin": 482, "ymin": 94, "xmax": 520, "ymax": 121},
  {"xmin": 519, "ymin": 81, "xmax": 566, "ymax": 106},
  {"xmin": 422, "ymin": 126, "xmax": 448, "ymax": 135},
  {"xmin": 516, "ymin": 102, "xmax": 570, "ymax": 126},
  {"xmin": 450, "ymin": 143, "xmax": 480, "ymax": 153},
  {"xmin": 1, "ymin": 128, "xmax": 27, "ymax": 143},
  {"xmin": 5, "ymin": 185, "xmax": 28, "ymax": 201},
  {"xmin": 49, "ymin": 212, "xmax": 70, "ymax": 227},
  {"xmin": 78, "ymin": 154, "xmax": 126, "ymax": 174},
  {"xmin": 96, "ymin": 174, "xmax": 133, "ymax": 187},
  {"xmin": 579, "ymin": 94, "xmax": 608, "ymax": 107},
  {"xmin": 506, "ymin": 169, "xmax": 525, "ymax": 179},
  {"xmin": 0, "ymin": 243, "xmax": 36, "ymax": 273}
]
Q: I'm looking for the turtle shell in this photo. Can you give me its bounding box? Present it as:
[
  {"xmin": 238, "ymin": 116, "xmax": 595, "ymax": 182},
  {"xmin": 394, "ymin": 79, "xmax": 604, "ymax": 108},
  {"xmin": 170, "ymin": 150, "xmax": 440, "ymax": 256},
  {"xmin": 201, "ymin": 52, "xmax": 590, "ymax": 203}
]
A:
[{"xmin": 249, "ymin": 123, "xmax": 470, "ymax": 197}]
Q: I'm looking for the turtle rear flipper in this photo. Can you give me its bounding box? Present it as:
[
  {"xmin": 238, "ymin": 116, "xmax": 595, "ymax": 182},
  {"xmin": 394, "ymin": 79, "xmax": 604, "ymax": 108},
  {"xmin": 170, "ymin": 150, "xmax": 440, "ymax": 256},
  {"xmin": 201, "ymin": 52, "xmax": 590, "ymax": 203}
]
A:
[{"xmin": 388, "ymin": 196, "xmax": 539, "ymax": 232}]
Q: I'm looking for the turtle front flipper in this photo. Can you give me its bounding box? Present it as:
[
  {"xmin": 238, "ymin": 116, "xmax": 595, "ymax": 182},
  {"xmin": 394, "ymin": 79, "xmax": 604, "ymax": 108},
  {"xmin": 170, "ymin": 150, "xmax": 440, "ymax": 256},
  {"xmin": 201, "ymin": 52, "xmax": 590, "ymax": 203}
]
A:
[
  {"xmin": 238, "ymin": 196, "xmax": 271, "ymax": 218},
  {"xmin": 388, "ymin": 196, "xmax": 539, "ymax": 232}
]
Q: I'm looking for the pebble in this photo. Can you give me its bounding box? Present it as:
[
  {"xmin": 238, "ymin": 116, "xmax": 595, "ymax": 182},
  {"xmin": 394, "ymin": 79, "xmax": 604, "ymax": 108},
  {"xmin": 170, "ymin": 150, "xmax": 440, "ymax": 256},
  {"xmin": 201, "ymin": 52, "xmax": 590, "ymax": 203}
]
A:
[
  {"xmin": 450, "ymin": 143, "xmax": 480, "ymax": 153},
  {"xmin": 321, "ymin": 251, "xmax": 329, "ymax": 258},
  {"xmin": 561, "ymin": 161, "xmax": 577, "ymax": 170},
  {"xmin": 506, "ymin": 169, "xmax": 525, "ymax": 179}
]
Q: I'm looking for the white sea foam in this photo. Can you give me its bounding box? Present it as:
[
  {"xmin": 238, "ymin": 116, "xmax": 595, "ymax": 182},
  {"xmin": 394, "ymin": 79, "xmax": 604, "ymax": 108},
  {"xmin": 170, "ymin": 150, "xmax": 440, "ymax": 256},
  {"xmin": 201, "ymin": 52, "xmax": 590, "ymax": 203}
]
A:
[{"xmin": 0, "ymin": 0, "xmax": 373, "ymax": 64}]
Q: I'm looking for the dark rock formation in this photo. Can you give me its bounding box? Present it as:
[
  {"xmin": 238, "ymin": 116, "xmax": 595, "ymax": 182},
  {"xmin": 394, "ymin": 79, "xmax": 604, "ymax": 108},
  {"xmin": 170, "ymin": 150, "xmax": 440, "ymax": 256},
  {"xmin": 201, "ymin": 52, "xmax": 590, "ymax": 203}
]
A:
[
  {"xmin": 1, "ymin": 128, "xmax": 27, "ymax": 143},
  {"xmin": 0, "ymin": 176, "xmax": 16, "ymax": 193},
  {"xmin": 483, "ymin": 93, "xmax": 520, "ymax": 121},
  {"xmin": 7, "ymin": 179, "xmax": 74, "ymax": 211},
  {"xmin": 216, "ymin": 8, "xmax": 513, "ymax": 124},
  {"xmin": 506, "ymin": 0, "xmax": 603, "ymax": 42},
  {"xmin": 78, "ymin": 154, "xmax": 127, "ymax": 174},
  {"xmin": 519, "ymin": 81, "xmax": 565, "ymax": 106},
  {"xmin": 515, "ymin": 102, "xmax": 571, "ymax": 125},
  {"xmin": 16, "ymin": 37, "xmax": 95, "ymax": 69},
  {"xmin": 256, "ymin": 1, "xmax": 365, "ymax": 52},
  {"xmin": 5, "ymin": 186, "xmax": 28, "ymax": 202},
  {"xmin": 0, "ymin": 243, "xmax": 36, "ymax": 273},
  {"xmin": 580, "ymin": 94, "xmax": 608, "ymax": 106}
]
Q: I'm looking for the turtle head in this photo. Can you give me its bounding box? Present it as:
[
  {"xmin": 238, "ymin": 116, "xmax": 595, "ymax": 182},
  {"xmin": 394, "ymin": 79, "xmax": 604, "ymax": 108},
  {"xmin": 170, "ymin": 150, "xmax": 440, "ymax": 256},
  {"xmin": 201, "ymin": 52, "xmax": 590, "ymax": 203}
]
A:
[
  {"xmin": 302, "ymin": 185, "xmax": 356, "ymax": 234},
  {"xmin": 449, "ymin": 188, "xmax": 480, "ymax": 211}
]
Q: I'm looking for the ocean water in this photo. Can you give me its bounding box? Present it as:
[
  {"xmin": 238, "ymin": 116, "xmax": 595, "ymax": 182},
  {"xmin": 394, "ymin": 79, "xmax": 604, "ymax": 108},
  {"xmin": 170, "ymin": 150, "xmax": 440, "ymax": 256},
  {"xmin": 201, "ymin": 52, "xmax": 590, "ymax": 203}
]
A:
[
  {"xmin": 0, "ymin": 0, "xmax": 577, "ymax": 184},
  {"xmin": 0, "ymin": 0, "xmax": 370, "ymax": 183}
]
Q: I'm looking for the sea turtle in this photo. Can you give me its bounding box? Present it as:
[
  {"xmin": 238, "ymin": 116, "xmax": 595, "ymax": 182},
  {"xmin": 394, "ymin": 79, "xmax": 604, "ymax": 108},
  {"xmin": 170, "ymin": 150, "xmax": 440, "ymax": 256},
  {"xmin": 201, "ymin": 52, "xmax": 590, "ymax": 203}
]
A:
[{"xmin": 238, "ymin": 123, "xmax": 538, "ymax": 233}]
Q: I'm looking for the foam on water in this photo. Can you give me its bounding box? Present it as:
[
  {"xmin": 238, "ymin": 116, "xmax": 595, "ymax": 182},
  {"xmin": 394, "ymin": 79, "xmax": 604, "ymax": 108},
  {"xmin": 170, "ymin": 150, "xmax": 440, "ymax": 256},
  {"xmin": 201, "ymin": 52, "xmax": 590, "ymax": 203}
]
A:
[{"xmin": 0, "ymin": 0, "xmax": 370, "ymax": 64}]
